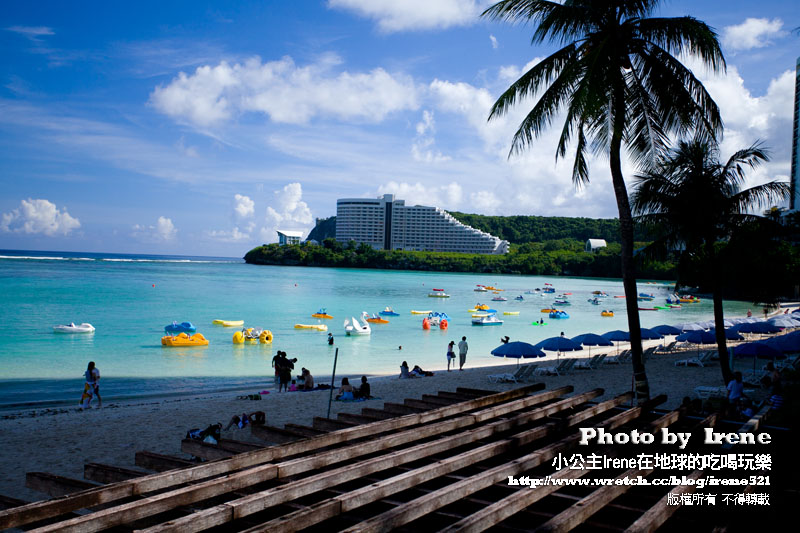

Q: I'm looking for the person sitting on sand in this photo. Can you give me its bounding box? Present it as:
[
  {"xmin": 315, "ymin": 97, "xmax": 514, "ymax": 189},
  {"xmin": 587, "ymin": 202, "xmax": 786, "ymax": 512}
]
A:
[
  {"xmin": 355, "ymin": 375, "xmax": 371, "ymax": 399},
  {"xmin": 412, "ymin": 365, "xmax": 434, "ymax": 377},
  {"xmin": 301, "ymin": 368, "xmax": 315, "ymax": 391},
  {"xmin": 399, "ymin": 361, "xmax": 417, "ymax": 379},
  {"xmin": 336, "ymin": 377, "xmax": 354, "ymax": 400},
  {"xmin": 224, "ymin": 411, "xmax": 265, "ymax": 430},
  {"xmin": 289, "ymin": 379, "xmax": 298, "ymax": 392}
]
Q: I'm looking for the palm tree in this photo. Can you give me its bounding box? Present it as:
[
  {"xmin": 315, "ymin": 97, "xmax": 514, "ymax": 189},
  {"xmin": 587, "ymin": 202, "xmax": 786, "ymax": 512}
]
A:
[
  {"xmin": 482, "ymin": 0, "xmax": 725, "ymax": 402},
  {"xmin": 631, "ymin": 139, "xmax": 789, "ymax": 384}
]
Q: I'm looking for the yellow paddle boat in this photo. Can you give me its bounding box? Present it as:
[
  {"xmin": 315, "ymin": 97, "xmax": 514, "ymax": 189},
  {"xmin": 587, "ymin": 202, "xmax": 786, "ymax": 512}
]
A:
[
  {"xmin": 213, "ymin": 319, "xmax": 244, "ymax": 327},
  {"xmin": 601, "ymin": 310, "xmax": 614, "ymax": 317},
  {"xmin": 474, "ymin": 304, "xmax": 490, "ymax": 310},
  {"xmin": 294, "ymin": 324, "xmax": 328, "ymax": 331},
  {"xmin": 365, "ymin": 314, "xmax": 389, "ymax": 324},
  {"xmin": 541, "ymin": 308, "xmax": 556, "ymax": 313},
  {"xmin": 161, "ymin": 332, "xmax": 208, "ymax": 346},
  {"xmin": 232, "ymin": 328, "xmax": 273, "ymax": 344},
  {"xmin": 311, "ymin": 308, "xmax": 333, "ymax": 319},
  {"xmin": 411, "ymin": 310, "xmax": 433, "ymax": 315}
]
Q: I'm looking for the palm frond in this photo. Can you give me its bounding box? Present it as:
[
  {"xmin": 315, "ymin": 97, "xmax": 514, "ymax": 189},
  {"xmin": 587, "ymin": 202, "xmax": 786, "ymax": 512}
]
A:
[{"xmin": 634, "ymin": 16, "xmax": 726, "ymax": 73}]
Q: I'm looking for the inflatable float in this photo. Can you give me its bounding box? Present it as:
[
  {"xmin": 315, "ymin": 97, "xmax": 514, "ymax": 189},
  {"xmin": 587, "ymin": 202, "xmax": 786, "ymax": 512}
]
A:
[
  {"xmin": 162, "ymin": 332, "xmax": 208, "ymax": 346},
  {"xmin": 233, "ymin": 328, "xmax": 273, "ymax": 344},
  {"xmin": 295, "ymin": 324, "xmax": 328, "ymax": 331},
  {"xmin": 601, "ymin": 310, "xmax": 614, "ymax": 317},
  {"xmin": 213, "ymin": 319, "xmax": 244, "ymax": 327}
]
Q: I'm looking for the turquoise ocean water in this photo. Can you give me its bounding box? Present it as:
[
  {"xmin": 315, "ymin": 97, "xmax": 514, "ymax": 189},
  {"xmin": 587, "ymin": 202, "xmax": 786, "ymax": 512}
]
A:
[{"xmin": 0, "ymin": 250, "xmax": 749, "ymax": 409}]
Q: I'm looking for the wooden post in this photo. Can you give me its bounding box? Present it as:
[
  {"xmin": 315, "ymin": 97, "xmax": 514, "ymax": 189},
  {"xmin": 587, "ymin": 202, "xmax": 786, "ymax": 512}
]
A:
[{"xmin": 327, "ymin": 347, "xmax": 339, "ymax": 419}]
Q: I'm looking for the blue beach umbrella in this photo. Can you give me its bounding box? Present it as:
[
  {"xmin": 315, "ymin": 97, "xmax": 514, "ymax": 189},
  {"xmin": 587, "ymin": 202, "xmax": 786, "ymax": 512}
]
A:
[
  {"xmin": 768, "ymin": 316, "xmax": 800, "ymax": 328},
  {"xmin": 652, "ymin": 324, "xmax": 682, "ymax": 336},
  {"xmin": 601, "ymin": 330, "xmax": 630, "ymax": 342},
  {"xmin": 708, "ymin": 328, "xmax": 745, "ymax": 341},
  {"xmin": 732, "ymin": 322, "xmax": 781, "ymax": 334},
  {"xmin": 763, "ymin": 332, "xmax": 800, "ymax": 354},
  {"xmin": 571, "ymin": 333, "xmax": 613, "ymax": 356},
  {"xmin": 674, "ymin": 322, "xmax": 706, "ymax": 332},
  {"xmin": 491, "ymin": 341, "xmax": 546, "ymax": 368},
  {"xmin": 640, "ymin": 328, "xmax": 664, "ymax": 340},
  {"xmin": 733, "ymin": 342, "xmax": 786, "ymax": 373},
  {"xmin": 534, "ymin": 336, "xmax": 583, "ymax": 357},
  {"xmin": 676, "ymin": 330, "xmax": 716, "ymax": 344}
]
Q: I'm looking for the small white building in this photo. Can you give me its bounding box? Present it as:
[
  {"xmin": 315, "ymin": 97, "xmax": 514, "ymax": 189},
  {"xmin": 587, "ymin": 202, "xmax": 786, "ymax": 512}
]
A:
[
  {"xmin": 277, "ymin": 230, "xmax": 303, "ymax": 245},
  {"xmin": 585, "ymin": 239, "xmax": 607, "ymax": 252}
]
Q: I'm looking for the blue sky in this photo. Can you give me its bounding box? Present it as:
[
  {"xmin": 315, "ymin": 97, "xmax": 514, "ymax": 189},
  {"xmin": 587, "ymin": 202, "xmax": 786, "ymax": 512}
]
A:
[{"xmin": 1, "ymin": 0, "xmax": 797, "ymax": 256}]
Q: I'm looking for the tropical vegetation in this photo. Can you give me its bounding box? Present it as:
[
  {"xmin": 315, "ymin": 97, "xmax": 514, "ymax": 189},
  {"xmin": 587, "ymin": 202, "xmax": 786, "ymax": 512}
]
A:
[
  {"xmin": 482, "ymin": 0, "xmax": 726, "ymax": 401},
  {"xmin": 632, "ymin": 140, "xmax": 790, "ymax": 384}
]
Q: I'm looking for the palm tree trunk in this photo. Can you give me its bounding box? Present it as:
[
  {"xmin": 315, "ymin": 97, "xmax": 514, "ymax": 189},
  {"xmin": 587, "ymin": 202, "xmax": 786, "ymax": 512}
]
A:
[
  {"xmin": 610, "ymin": 91, "xmax": 649, "ymax": 404},
  {"xmin": 709, "ymin": 247, "xmax": 732, "ymax": 384}
]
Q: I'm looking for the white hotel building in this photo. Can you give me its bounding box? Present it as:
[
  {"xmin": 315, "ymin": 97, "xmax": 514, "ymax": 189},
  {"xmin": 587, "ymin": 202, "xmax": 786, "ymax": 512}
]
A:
[{"xmin": 336, "ymin": 194, "xmax": 509, "ymax": 254}]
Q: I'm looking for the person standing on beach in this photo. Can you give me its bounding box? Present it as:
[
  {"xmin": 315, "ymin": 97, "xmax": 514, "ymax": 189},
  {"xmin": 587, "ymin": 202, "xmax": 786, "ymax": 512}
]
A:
[
  {"xmin": 446, "ymin": 341, "xmax": 456, "ymax": 371},
  {"xmin": 82, "ymin": 361, "xmax": 101, "ymax": 408},
  {"xmin": 458, "ymin": 336, "xmax": 468, "ymax": 371}
]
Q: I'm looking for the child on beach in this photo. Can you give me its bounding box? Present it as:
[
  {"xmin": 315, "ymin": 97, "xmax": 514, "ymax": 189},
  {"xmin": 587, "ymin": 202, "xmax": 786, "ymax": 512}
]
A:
[
  {"xmin": 447, "ymin": 341, "xmax": 456, "ymax": 371},
  {"xmin": 80, "ymin": 361, "xmax": 101, "ymax": 409}
]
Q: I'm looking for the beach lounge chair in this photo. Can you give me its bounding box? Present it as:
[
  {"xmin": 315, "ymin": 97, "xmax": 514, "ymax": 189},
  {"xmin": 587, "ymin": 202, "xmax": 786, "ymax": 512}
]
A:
[
  {"xmin": 575, "ymin": 354, "xmax": 603, "ymax": 370},
  {"xmin": 535, "ymin": 358, "xmax": 575, "ymax": 376},
  {"xmin": 642, "ymin": 346, "xmax": 657, "ymax": 362},
  {"xmin": 604, "ymin": 350, "xmax": 631, "ymax": 365},
  {"xmin": 674, "ymin": 351, "xmax": 715, "ymax": 367},
  {"xmin": 655, "ymin": 341, "xmax": 677, "ymax": 354},
  {"xmin": 487, "ymin": 364, "xmax": 535, "ymax": 383}
]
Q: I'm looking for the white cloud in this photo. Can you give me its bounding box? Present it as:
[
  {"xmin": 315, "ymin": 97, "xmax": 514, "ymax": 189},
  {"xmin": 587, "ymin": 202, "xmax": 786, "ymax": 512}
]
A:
[
  {"xmin": 207, "ymin": 227, "xmax": 251, "ymax": 242},
  {"xmin": 328, "ymin": 0, "xmax": 484, "ymax": 32},
  {"xmin": 468, "ymin": 190, "xmax": 501, "ymax": 214},
  {"xmin": 377, "ymin": 181, "xmax": 463, "ymax": 209},
  {"xmin": 412, "ymin": 110, "xmax": 450, "ymax": 163},
  {"xmin": 233, "ymin": 194, "xmax": 255, "ymax": 219},
  {"xmin": 722, "ymin": 18, "xmax": 785, "ymax": 51},
  {"xmin": 258, "ymin": 183, "xmax": 314, "ymax": 242},
  {"xmin": 489, "ymin": 34, "xmax": 498, "ymax": 49},
  {"xmin": 150, "ymin": 55, "xmax": 419, "ymax": 128},
  {"xmin": 497, "ymin": 58, "xmax": 542, "ymax": 83},
  {"xmin": 132, "ymin": 216, "xmax": 177, "ymax": 242},
  {"xmin": 1, "ymin": 198, "xmax": 80, "ymax": 236},
  {"xmin": 5, "ymin": 26, "xmax": 54, "ymax": 41}
]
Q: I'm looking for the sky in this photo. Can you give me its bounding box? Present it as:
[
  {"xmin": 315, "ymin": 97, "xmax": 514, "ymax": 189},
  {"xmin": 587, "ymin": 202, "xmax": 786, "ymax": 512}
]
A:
[{"xmin": 1, "ymin": 0, "xmax": 798, "ymax": 257}]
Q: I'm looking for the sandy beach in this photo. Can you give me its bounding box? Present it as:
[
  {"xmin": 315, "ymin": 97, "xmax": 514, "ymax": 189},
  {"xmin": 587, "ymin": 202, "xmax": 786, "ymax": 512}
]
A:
[{"xmin": 0, "ymin": 338, "xmax": 751, "ymax": 503}]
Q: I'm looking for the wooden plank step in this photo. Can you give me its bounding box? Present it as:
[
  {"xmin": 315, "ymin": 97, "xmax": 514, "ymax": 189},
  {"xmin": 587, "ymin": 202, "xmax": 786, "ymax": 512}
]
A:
[
  {"xmin": 405, "ymin": 399, "xmax": 448, "ymax": 410},
  {"xmin": 284, "ymin": 423, "xmax": 328, "ymax": 437},
  {"xmin": 135, "ymin": 451, "xmax": 194, "ymax": 472},
  {"xmin": 381, "ymin": 402, "xmax": 427, "ymax": 415},
  {"xmin": 251, "ymin": 425, "xmax": 306, "ymax": 444},
  {"xmin": 84, "ymin": 463, "xmax": 149, "ymax": 484},
  {"xmin": 359, "ymin": 408, "xmax": 397, "ymax": 420},
  {"xmin": 180, "ymin": 439, "xmax": 235, "ymax": 460},
  {"xmin": 337, "ymin": 412, "xmax": 379, "ymax": 425},
  {"xmin": 456, "ymin": 387, "xmax": 500, "ymax": 396},
  {"xmin": 217, "ymin": 438, "xmax": 264, "ymax": 453},
  {"xmin": 26, "ymin": 472, "xmax": 101, "ymax": 498},
  {"xmin": 421, "ymin": 394, "xmax": 460, "ymax": 405},
  {"xmin": 313, "ymin": 416, "xmax": 356, "ymax": 432}
]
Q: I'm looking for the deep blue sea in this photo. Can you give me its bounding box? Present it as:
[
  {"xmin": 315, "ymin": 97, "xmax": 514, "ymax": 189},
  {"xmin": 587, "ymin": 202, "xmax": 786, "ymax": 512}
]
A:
[{"xmin": 0, "ymin": 249, "xmax": 749, "ymax": 410}]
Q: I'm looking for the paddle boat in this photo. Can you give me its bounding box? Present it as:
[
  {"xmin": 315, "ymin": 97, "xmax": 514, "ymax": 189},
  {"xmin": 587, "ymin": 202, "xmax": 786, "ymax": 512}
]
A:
[
  {"xmin": 474, "ymin": 285, "xmax": 488, "ymax": 292},
  {"xmin": 514, "ymin": 295, "xmax": 524, "ymax": 301},
  {"xmin": 542, "ymin": 287, "xmax": 555, "ymax": 293},
  {"xmin": 472, "ymin": 314, "xmax": 503, "ymax": 326},
  {"xmin": 665, "ymin": 294, "xmax": 681, "ymax": 305},
  {"xmin": 366, "ymin": 313, "xmax": 389, "ymax": 324},
  {"xmin": 592, "ymin": 291, "xmax": 609, "ymax": 297},
  {"xmin": 492, "ymin": 296, "xmax": 508, "ymax": 302},
  {"xmin": 553, "ymin": 299, "xmax": 570, "ymax": 305},
  {"xmin": 588, "ymin": 298, "xmax": 600, "ymax": 305},
  {"xmin": 411, "ymin": 309, "xmax": 433, "ymax": 315},
  {"xmin": 233, "ymin": 328, "xmax": 273, "ymax": 344},
  {"xmin": 428, "ymin": 289, "xmax": 450, "ymax": 298},
  {"xmin": 164, "ymin": 321, "xmax": 196, "ymax": 334},
  {"xmin": 379, "ymin": 307, "xmax": 400, "ymax": 316},
  {"xmin": 344, "ymin": 314, "xmax": 371, "ymax": 336},
  {"xmin": 601, "ymin": 310, "xmax": 614, "ymax": 317},
  {"xmin": 484, "ymin": 286, "xmax": 501, "ymax": 291},
  {"xmin": 423, "ymin": 312, "xmax": 449, "ymax": 330},
  {"xmin": 295, "ymin": 323, "xmax": 328, "ymax": 331},
  {"xmin": 311, "ymin": 309, "xmax": 333, "ymax": 319},
  {"xmin": 53, "ymin": 322, "xmax": 95, "ymax": 334},
  {"xmin": 213, "ymin": 319, "xmax": 244, "ymax": 327},
  {"xmin": 549, "ymin": 310, "xmax": 570, "ymax": 319},
  {"xmin": 679, "ymin": 295, "xmax": 701, "ymax": 303},
  {"xmin": 638, "ymin": 292, "xmax": 655, "ymax": 300},
  {"xmin": 162, "ymin": 332, "xmax": 208, "ymax": 346}
]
